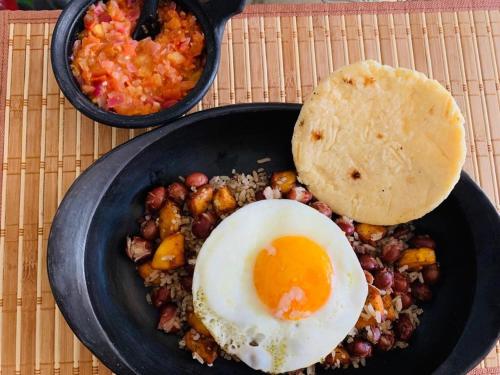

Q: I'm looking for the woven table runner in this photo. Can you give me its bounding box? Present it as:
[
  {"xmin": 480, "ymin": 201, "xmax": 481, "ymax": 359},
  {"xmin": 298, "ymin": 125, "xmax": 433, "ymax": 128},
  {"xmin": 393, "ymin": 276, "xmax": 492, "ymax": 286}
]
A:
[{"xmin": 0, "ymin": 1, "xmax": 499, "ymax": 374}]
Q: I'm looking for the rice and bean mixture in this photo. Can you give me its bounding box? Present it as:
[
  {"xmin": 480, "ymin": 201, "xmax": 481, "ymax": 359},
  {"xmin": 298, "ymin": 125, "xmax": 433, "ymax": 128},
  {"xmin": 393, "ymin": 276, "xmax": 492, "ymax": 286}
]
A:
[{"xmin": 125, "ymin": 168, "xmax": 440, "ymax": 372}]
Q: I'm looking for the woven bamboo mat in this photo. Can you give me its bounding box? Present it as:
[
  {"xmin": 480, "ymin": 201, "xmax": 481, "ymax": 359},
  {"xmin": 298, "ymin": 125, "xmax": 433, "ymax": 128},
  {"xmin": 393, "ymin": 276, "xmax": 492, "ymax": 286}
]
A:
[{"xmin": 0, "ymin": 1, "xmax": 499, "ymax": 374}]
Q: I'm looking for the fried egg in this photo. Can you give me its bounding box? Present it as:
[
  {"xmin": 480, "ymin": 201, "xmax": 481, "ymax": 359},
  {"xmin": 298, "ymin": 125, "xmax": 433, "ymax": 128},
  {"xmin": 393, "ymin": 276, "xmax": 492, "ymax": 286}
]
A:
[{"xmin": 192, "ymin": 199, "xmax": 367, "ymax": 373}]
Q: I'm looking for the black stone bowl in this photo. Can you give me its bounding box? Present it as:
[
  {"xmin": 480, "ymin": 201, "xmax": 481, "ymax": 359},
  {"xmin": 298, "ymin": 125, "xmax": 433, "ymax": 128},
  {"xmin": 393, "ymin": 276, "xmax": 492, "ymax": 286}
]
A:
[
  {"xmin": 47, "ymin": 104, "xmax": 500, "ymax": 374},
  {"xmin": 51, "ymin": 0, "xmax": 245, "ymax": 128}
]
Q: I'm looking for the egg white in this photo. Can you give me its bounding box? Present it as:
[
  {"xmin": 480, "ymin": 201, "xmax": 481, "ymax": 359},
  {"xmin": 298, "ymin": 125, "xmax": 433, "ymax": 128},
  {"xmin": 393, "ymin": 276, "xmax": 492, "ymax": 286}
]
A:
[{"xmin": 192, "ymin": 199, "xmax": 368, "ymax": 373}]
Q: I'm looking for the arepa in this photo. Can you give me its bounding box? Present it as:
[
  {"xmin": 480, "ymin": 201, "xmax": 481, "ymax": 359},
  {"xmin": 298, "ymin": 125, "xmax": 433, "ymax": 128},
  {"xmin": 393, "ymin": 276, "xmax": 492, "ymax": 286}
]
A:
[{"xmin": 292, "ymin": 60, "xmax": 466, "ymax": 225}]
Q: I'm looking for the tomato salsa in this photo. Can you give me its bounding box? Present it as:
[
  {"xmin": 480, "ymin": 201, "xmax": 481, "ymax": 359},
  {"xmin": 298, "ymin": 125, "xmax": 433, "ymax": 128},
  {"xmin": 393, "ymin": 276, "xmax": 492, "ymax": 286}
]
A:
[{"xmin": 71, "ymin": 0, "xmax": 205, "ymax": 115}]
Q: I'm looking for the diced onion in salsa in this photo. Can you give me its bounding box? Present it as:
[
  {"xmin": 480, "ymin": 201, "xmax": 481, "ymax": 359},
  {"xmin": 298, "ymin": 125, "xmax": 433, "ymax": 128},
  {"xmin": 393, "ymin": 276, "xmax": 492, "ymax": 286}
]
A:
[{"xmin": 71, "ymin": 0, "xmax": 205, "ymax": 115}]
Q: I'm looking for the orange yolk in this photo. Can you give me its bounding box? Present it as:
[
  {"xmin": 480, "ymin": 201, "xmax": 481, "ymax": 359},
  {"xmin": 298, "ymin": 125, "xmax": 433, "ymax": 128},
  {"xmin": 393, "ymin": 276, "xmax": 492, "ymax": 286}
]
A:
[{"xmin": 253, "ymin": 236, "xmax": 333, "ymax": 320}]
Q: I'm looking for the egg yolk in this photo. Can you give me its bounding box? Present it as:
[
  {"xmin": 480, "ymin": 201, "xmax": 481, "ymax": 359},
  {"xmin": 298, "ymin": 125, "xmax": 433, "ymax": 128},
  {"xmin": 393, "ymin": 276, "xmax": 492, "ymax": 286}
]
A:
[{"xmin": 253, "ymin": 236, "xmax": 333, "ymax": 320}]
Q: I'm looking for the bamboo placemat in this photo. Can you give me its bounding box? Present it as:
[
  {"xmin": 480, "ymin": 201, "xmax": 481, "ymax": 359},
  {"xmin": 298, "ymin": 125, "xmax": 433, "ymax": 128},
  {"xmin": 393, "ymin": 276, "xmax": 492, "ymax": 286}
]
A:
[{"xmin": 0, "ymin": 1, "xmax": 499, "ymax": 374}]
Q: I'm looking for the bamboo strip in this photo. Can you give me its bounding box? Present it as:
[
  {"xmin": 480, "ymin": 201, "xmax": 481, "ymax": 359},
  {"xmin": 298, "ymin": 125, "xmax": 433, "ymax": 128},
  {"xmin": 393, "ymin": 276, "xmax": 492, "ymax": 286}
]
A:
[
  {"xmin": 389, "ymin": 14, "xmax": 399, "ymax": 67},
  {"xmin": 357, "ymin": 14, "xmax": 366, "ymax": 61},
  {"xmin": 243, "ymin": 18, "xmax": 252, "ymax": 103},
  {"xmin": 421, "ymin": 13, "xmax": 434, "ymax": 78},
  {"xmin": 259, "ymin": 17, "xmax": 269, "ymax": 102},
  {"xmin": 92, "ymin": 354, "xmax": 99, "ymax": 375},
  {"xmin": 359, "ymin": 15, "xmax": 374, "ymax": 61},
  {"xmin": 324, "ymin": 15, "xmax": 334, "ymax": 72},
  {"xmin": 34, "ymin": 22, "xmax": 48, "ymax": 375},
  {"xmin": 376, "ymin": 15, "xmax": 390, "ymax": 65},
  {"xmin": 374, "ymin": 15, "xmax": 382, "ymax": 62},
  {"xmin": 111, "ymin": 127, "xmax": 116, "ymax": 149},
  {"xmin": 14, "ymin": 21, "xmax": 30, "ymax": 375},
  {"xmin": 308, "ymin": 16, "xmax": 318, "ymax": 87},
  {"xmin": 227, "ymin": 19, "xmax": 235, "ymax": 104},
  {"xmin": 93, "ymin": 122, "xmax": 99, "ymax": 160},
  {"xmin": 341, "ymin": 15, "xmax": 350, "ymax": 65},
  {"xmin": 390, "ymin": 15, "xmax": 404, "ymax": 68},
  {"xmin": 405, "ymin": 13, "xmax": 416, "ymax": 69},
  {"xmin": 0, "ymin": 23, "xmax": 14, "ymax": 374},
  {"xmin": 311, "ymin": 16, "xmax": 328, "ymax": 82},
  {"xmin": 454, "ymin": 12, "xmax": 481, "ymax": 182},
  {"xmin": 217, "ymin": 28, "xmax": 230, "ymax": 106},
  {"xmin": 438, "ymin": 14, "xmax": 454, "ymax": 108},
  {"xmin": 292, "ymin": 16, "xmax": 302, "ymax": 102},
  {"xmin": 345, "ymin": 15, "xmax": 361, "ymax": 64},
  {"xmin": 230, "ymin": 18, "xmax": 246, "ymax": 104},
  {"xmin": 261, "ymin": 16, "xmax": 277, "ymax": 102},
  {"xmin": 276, "ymin": 17, "xmax": 285, "ymax": 102}
]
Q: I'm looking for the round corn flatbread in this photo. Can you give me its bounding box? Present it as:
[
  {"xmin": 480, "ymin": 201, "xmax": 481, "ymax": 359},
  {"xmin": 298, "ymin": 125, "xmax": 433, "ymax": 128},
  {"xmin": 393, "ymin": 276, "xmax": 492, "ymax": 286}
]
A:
[{"xmin": 292, "ymin": 60, "xmax": 466, "ymax": 225}]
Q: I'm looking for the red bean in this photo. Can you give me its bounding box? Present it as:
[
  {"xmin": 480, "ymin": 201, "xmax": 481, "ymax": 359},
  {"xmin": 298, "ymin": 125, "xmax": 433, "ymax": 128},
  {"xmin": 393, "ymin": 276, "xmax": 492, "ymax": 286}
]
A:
[
  {"xmin": 151, "ymin": 286, "xmax": 171, "ymax": 308},
  {"xmin": 167, "ymin": 182, "xmax": 189, "ymax": 204},
  {"xmin": 348, "ymin": 338, "xmax": 373, "ymax": 358},
  {"xmin": 410, "ymin": 235, "xmax": 436, "ymax": 249},
  {"xmin": 376, "ymin": 332, "xmax": 395, "ymax": 351},
  {"xmin": 395, "ymin": 314, "xmax": 414, "ymax": 341},
  {"xmin": 393, "ymin": 273, "xmax": 409, "ymax": 293},
  {"xmin": 358, "ymin": 254, "xmax": 379, "ymax": 272},
  {"xmin": 422, "ymin": 264, "xmax": 440, "ymax": 285},
  {"xmin": 286, "ymin": 186, "xmax": 313, "ymax": 204},
  {"xmin": 157, "ymin": 304, "xmax": 181, "ymax": 333},
  {"xmin": 411, "ymin": 282, "xmax": 433, "ymax": 302},
  {"xmin": 141, "ymin": 219, "xmax": 159, "ymax": 241},
  {"xmin": 398, "ymin": 292, "xmax": 414, "ymax": 309},
  {"xmin": 185, "ymin": 172, "xmax": 209, "ymax": 188},
  {"xmin": 381, "ymin": 239, "xmax": 403, "ymax": 263},
  {"xmin": 125, "ymin": 236, "xmax": 152, "ymax": 263},
  {"xmin": 310, "ymin": 201, "xmax": 332, "ymax": 218},
  {"xmin": 374, "ymin": 269, "xmax": 393, "ymax": 289},
  {"xmin": 145, "ymin": 186, "xmax": 166, "ymax": 211},
  {"xmin": 192, "ymin": 211, "xmax": 217, "ymax": 239},
  {"xmin": 336, "ymin": 220, "xmax": 355, "ymax": 236}
]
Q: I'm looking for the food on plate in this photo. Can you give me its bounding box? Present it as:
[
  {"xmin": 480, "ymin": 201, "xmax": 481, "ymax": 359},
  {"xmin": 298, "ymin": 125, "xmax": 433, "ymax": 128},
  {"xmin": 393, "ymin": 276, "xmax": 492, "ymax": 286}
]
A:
[
  {"xmin": 151, "ymin": 232, "xmax": 185, "ymax": 270},
  {"xmin": 397, "ymin": 247, "xmax": 437, "ymax": 271},
  {"xmin": 71, "ymin": 0, "xmax": 205, "ymax": 115},
  {"xmin": 292, "ymin": 60, "xmax": 466, "ymax": 225},
  {"xmin": 193, "ymin": 199, "xmax": 367, "ymax": 373},
  {"xmin": 125, "ymin": 170, "xmax": 441, "ymax": 373}
]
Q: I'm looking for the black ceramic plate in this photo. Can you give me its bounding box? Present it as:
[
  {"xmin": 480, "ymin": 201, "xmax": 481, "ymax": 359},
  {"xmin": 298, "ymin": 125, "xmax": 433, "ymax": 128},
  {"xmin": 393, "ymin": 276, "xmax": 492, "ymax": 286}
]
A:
[{"xmin": 47, "ymin": 104, "xmax": 500, "ymax": 375}]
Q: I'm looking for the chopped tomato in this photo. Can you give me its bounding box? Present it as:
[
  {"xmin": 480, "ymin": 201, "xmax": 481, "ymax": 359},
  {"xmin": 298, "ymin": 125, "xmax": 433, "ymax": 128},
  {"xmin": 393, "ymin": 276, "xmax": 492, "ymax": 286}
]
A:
[{"xmin": 71, "ymin": 0, "xmax": 205, "ymax": 115}]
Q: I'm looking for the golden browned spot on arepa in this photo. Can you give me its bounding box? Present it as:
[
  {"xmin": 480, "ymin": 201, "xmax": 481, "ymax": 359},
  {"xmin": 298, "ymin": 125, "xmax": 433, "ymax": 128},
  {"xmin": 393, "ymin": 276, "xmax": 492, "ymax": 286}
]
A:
[{"xmin": 311, "ymin": 130, "xmax": 323, "ymax": 141}]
